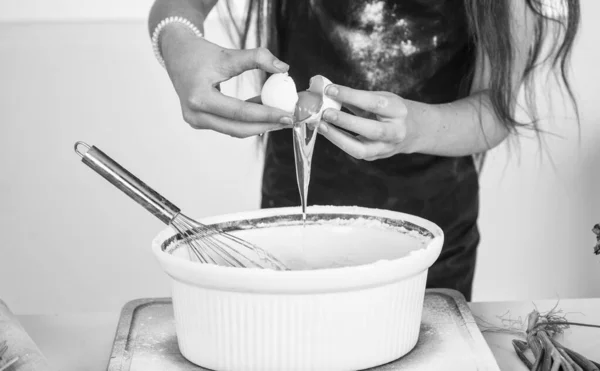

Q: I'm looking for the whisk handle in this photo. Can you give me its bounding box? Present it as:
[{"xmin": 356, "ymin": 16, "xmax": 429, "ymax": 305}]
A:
[{"xmin": 74, "ymin": 142, "xmax": 180, "ymax": 225}]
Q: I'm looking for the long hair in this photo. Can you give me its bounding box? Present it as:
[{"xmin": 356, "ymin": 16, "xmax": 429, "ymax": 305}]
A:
[{"xmin": 220, "ymin": 0, "xmax": 581, "ymax": 164}]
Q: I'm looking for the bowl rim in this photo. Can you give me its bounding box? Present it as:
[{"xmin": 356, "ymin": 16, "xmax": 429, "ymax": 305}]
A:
[{"xmin": 151, "ymin": 205, "xmax": 444, "ymax": 294}]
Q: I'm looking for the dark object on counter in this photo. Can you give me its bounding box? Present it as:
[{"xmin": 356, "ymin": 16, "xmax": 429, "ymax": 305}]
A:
[
  {"xmin": 512, "ymin": 340, "xmax": 533, "ymax": 369},
  {"xmin": 0, "ymin": 340, "xmax": 18, "ymax": 371},
  {"xmin": 513, "ymin": 337, "xmax": 600, "ymax": 371},
  {"xmin": 554, "ymin": 341, "xmax": 600, "ymax": 371},
  {"xmin": 593, "ymin": 224, "xmax": 600, "ymax": 255},
  {"xmin": 511, "ymin": 308, "xmax": 600, "ymax": 371},
  {"xmin": 0, "ymin": 299, "xmax": 52, "ymax": 371}
]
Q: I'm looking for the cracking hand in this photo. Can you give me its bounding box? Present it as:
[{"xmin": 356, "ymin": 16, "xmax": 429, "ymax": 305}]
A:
[{"xmin": 319, "ymin": 84, "xmax": 421, "ymax": 160}]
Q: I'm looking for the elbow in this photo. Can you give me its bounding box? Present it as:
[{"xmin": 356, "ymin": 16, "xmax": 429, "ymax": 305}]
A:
[{"xmin": 480, "ymin": 122, "xmax": 510, "ymax": 152}]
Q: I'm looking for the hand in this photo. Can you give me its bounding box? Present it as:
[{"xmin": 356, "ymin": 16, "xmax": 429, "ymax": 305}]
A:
[
  {"xmin": 319, "ymin": 85, "xmax": 420, "ymax": 160},
  {"xmin": 161, "ymin": 25, "xmax": 295, "ymax": 138}
]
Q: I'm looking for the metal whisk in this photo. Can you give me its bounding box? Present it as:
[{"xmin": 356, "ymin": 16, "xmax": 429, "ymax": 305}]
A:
[{"xmin": 74, "ymin": 141, "xmax": 287, "ymax": 270}]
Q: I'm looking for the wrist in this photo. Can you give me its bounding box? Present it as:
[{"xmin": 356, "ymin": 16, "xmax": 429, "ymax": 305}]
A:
[
  {"xmin": 399, "ymin": 100, "xmax": 438, "ymax": 154},
  {"xmin": 152, "ymin": 16, "xmax": 204, "ymax": 69}
]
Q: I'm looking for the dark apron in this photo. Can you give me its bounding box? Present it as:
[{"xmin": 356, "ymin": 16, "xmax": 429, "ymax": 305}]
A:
[{"xmin": 261, "ymin": 0, "xmax": 480, "ymax": 301}]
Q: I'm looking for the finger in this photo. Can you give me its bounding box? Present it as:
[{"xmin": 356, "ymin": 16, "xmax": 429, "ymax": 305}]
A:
[
  {"xmin": 225, "ymin": 47, "xmax": 289, "ymax": 76},
  {"xmin": 322, "ymin": 108, "xmax": 403, "ymax": 142},
  {"xmin": 190, "ymin": 90, "xmax": 294, "ymax": 125},
  {"xmin": 325, "ymin": 85, "xmax": 397, "ymax": 117},
  {"xmin": 318, "ymin": 122, "xmax": 388, "ymax": 160},
  {"xmin": 343, "ymin": 103, "xmax": 377, "ymax": 120},
  {"xmin": 189, "ymin": 111, "xmax": 288, "ymax": 138}
]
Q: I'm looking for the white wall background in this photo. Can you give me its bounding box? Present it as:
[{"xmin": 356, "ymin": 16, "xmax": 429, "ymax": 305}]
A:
[
  {"xmin": 0, "ymin": 0, "xmax": 157, "ymax": 22},
  {"xmin": 0, "ymin": 1, "xmax": 598, "ymax": 315}
]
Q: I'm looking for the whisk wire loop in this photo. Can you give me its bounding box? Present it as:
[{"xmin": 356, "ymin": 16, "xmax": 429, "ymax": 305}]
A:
[{"xmin": 75, "ymin": 141, "xmax": 288, "ymax": 271}]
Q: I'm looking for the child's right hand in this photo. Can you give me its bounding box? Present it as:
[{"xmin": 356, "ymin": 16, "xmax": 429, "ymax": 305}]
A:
[{"xmin": 161, "ymin": 25, "xmax": 295, "ymax": 138}]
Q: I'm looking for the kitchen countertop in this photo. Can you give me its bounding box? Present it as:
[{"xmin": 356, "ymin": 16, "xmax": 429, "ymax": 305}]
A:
[{"xmin": 15, "ymin": 298, "xmax": 600, "ymax": 371}]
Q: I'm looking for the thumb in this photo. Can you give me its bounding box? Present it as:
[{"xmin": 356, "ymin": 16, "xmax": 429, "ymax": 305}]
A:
[{"xmin": 226, "ymin": 47, "xmax": 289, "ymax": 76}]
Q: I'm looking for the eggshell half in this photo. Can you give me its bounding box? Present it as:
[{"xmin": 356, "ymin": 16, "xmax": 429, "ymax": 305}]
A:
[
  {"xmin": 307, "ymin": 75, "xmax": 342, "ymax": 111},
  {"xmin": 260, "ymin": 73, "xmax": 299, "ymax": 114}
]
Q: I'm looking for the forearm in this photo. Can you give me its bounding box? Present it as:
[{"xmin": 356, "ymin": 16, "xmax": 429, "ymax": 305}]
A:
[
  {"xmin": 407, "ymin": 0, "xmax": 535, "ymax": 158},
  {"xmin": 148, "ymin": 0, "xmax": 216, "ymax": 39},
  {"xmin": 406, "ymin": 91, "xmax": 510, "ymax": 157}
]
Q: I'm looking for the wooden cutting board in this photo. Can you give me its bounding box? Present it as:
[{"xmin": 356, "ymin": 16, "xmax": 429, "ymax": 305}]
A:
[{"xmin": 107, "ymin": 289, "xmax": 500, "ymax": 371}]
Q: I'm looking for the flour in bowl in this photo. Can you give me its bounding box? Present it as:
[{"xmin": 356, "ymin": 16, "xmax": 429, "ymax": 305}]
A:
[{"xmin": 230, "ymin": 219, "xmax": 430, "ymax": 270}]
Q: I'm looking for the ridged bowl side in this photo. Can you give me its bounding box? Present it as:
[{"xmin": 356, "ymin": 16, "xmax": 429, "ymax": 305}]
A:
[{"xmin": 171, "ymin": 271, "xmax": 427, "ymax": 371}]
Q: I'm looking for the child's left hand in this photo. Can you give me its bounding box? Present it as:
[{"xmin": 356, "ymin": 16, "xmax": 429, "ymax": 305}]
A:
[{"xmin": 320, "ymin": 84, "xmax": 420, "ymax": 160}]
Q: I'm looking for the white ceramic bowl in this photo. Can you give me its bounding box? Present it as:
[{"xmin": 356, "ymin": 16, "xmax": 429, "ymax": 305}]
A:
[{"xmin": 152, "ymin": 205, "xmax": 444, "ymax": 371}]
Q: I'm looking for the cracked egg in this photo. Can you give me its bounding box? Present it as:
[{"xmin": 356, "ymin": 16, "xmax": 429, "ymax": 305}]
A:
[{"xmin": 261, "ymin": 73, "xmax": 341, "ymax": 125}]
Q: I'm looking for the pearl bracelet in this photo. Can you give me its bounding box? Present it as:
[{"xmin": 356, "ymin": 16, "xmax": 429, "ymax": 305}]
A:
[{"xmin": 151, "ymin": 16, "xmax": 203, "ymax": 68}]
